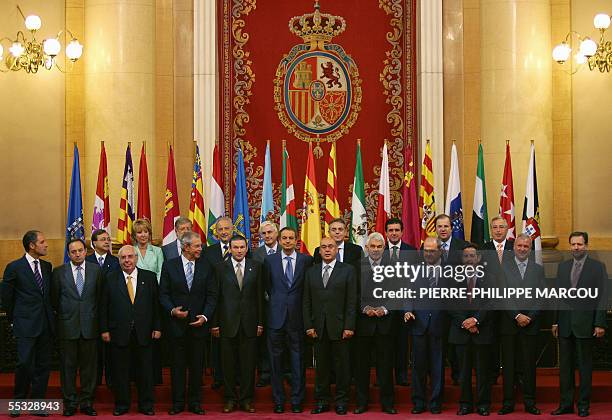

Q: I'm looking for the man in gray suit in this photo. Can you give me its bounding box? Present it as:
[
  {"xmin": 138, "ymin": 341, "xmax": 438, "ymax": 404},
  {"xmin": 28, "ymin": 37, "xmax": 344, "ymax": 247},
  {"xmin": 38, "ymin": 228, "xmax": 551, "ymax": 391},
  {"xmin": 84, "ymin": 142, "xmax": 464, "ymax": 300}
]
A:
[
  {"xmin": 162, "ymin": 217, "xmax": 193, "ymax": 261},
  {"xmin": 51, "ymin": 238, "xmax": 103, "ymax": 416}
]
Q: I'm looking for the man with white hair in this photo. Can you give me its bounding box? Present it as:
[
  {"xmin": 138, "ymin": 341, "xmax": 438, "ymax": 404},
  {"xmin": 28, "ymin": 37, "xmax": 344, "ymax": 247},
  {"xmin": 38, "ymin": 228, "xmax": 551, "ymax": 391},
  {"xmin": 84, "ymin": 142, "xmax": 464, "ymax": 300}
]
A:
[{"xmin": 100, "ymin": 245, "xmax": 161, "ymax": 416}]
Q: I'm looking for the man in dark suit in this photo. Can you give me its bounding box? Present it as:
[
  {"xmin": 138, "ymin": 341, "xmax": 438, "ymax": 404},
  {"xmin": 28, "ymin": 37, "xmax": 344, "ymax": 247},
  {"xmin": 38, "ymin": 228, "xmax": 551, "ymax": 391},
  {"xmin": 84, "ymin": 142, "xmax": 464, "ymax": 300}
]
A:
[
  {"xmin": 303, "ymin": 236, "xmax": 357, "ymax": 415},
  {"xmin": 435, "ymin": 213, "xmax": 468, "ymax": 385},
  {"xmin": 551, "ymin": 231, "xmax": 607, "ymax": 418},
  {"xmin": 405, "ymin": 236, "xmax": 447, "ymax": 414},
  {"xmin": 99, "ymin": 245, "xmax": 161, "ymax": 416},
  {"xmin": 211, "ymin": 235, "xmax": 263, "ymax": 413},
  {"xmin": 51, "ymin": 238, "xmax": 103, "ymax": 416},
  {"xmin": 384, "ymin": 217, "xmax": 416, "ymax": 387},
  {"xmin": 1, "ymin": 230, "xmax": 54, "ymax": 417},
  {"xmin": 162, "ymin": 216, "xmax": 192, "ymax": 261},
  {"xmin": 448, "ymin": 244, "xmax": 495, "ymax": 416},
  {"xmin": 264, "ymin": 226, "xmax": 312, "ymax": 414},
  {"xmin": 252, "ymin": 220, "xmax": 279, "ymax": 388},
  {"xmin": 354, "ymin": 232, "xmax": 398, "ymax": 415},
  {"xmin": 204, "ymin": 216, "xmax": 234, "ymax": 388},
  {"xmin": 498, "ymin": 234, "xmax": 544, "ymax": 416},
  {"xmin": 479, "ymin": 216, "xmax": 514, "ymax": 385},
  {"xmin": 85, "ymin": 228, "xmax": 119, "ymax": 388},
  {"xmin": 86, "ymin": 229, "xmax": 120, "ymax": 273},
  {"xmin": 160, "ymin": 231, "xmax": 217, "ymax": 415},
  {"xmin": 313, "ymin": 218, "xmax": 363, "ymax": 274}
]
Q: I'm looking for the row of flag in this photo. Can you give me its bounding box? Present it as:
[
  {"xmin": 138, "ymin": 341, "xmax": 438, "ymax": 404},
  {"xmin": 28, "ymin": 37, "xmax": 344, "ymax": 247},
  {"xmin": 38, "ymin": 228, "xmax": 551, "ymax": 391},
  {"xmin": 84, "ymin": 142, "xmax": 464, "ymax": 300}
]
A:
[{"xmin": 63, "ymin": 138, "xmax": 541, "ymax": 259}]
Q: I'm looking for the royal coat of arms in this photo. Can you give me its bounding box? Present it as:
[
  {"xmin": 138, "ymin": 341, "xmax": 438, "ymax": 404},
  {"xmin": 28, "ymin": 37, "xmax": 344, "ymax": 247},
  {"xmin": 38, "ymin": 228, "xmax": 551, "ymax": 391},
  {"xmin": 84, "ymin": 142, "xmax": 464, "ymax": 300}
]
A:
[{"xmin": 274, "ymin": 1, "xmax": 362, "ymax": 154}]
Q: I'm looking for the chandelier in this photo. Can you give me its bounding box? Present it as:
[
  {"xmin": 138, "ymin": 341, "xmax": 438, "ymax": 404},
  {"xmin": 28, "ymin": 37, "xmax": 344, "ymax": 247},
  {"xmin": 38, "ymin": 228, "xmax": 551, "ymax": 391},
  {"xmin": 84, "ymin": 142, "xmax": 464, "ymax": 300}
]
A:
[{"xmin": 0, "ymin": 6, "xmax": 83, "ymax": 74}]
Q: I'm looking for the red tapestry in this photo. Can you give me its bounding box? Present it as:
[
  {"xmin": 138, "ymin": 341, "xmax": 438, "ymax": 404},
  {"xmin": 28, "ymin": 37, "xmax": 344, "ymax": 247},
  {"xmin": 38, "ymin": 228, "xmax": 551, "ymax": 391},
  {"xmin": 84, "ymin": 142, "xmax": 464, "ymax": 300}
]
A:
[{"xmin": 218, "ymin": 0, "xmax": 417, "ymax": 242}]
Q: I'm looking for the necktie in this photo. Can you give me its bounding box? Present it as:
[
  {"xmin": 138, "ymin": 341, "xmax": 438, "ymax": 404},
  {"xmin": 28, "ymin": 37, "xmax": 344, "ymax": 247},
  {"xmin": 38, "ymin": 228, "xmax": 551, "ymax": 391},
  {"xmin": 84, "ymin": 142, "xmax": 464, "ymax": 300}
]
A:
[
  {"xmin": 126, "ymin": 275, "xmax": 135, "ymax": 304},
  {"xmin": 223, "ymin": 244, "xmax": 230, "ymax": 260},
  {"xmin": 571, "ymin": 260, "xmax": 583, "ymax": 288},
  {"xmin": 429, "ymin": 275, "xmax": 437, "ymax": 288},
  {"xmin": 442, "ymin": 242, "xmax": 449, "ymax": 261},
  {"xmin": 285, "ymin": 256, "xmax": 294, "ymax": 288},
  {"xmin": 98, "ymin": 256, "xmax": 105, "ymax": 267},
  {"xmin": 518, "ymin": 261, "xmax": 527, "ymax": 279},
  {"xmin": 391, "ymin": 246, "xmax": 399, "ymax": 261},
  {"xmin": 75, "ymin": 265, "xmax": 84, "ymax": 296},
  {"xmin": 268, "ymin": 248, "xmax": 276, "ymax": 255},
  {"xmin": 236, "ymin": 263, "xmax": 243, "ymax": 290},
  {"xmin": 33, "ymin": 260, "xmax": 44, "ymax": 290},
  {"xmin": 336, "ymin": 249, "xmax": 342, "ymax": 262},
  {"xmin": 186, "ymin": 261, "xmax": 194, "ymax": 290},
  {"xmin": 322, "ymin": 265, "xmax": 331, "ymax": 287},
  {"xmin": 467, "ymin": 277, "xmax": 475, "ymax": 303},
  {"xmin": 496, "ymin": 243, "xmax": 504, "ymax": 263}
]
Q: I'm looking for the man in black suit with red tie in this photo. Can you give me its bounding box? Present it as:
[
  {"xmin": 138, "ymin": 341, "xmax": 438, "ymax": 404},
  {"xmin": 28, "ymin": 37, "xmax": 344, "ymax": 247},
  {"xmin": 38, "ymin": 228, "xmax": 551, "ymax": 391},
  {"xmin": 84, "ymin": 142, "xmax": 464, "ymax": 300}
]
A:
[
  {"xmin": 384, "ymin": 218, "xmax": 416, "ymax": 387},
  {"xmin": 99, "ymin": 245, "xmax": 161, "ymax": 416},
  {"xmin": 551, "ymin": 232, "xmax": 607, "ymax": 418},
  {"xmin": 160, "ymin": 231, "xmax": 217, "ymax": 415},
  {"xmin": 1, "ymin": 230, "xmax": 55, "ymax": 417},
  {"xmin": 211, "ymin": 235, "xmax": 263, "ymax": 414},
  {"xmin": 264, "ymin": 226, "xmax": 312, "ymax": 414},
  {"xmin": 304, "ymin": 236, "xmax": 357, "ymax": 415}
]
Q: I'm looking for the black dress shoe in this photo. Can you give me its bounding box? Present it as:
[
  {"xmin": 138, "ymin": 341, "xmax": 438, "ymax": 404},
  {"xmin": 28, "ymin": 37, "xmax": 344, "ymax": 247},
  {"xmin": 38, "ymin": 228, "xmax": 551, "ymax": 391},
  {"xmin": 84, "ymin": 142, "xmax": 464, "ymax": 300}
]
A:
[
  {"xmin": 353, "ymin": 406, "xmax": 368, "ymax": 414},
  {"xmin": 551, "ymin": 407, "xmax": 574, "ymax": 415},
  {"xmin": 457, "ymin": 406, "xmax": 473, "ymax": 415},
  {"xmin": 112, "ymin": 409, "xmax": 127, "ymax": 416},
  {"xmin": 32, "ymin": 414, "xmax": 49, "ymax": 417},
  {"xmin": 81, "ymin": 407, "xmax": 97, "ymax": 416},
  {"xmin": 477, "ymin": 407, "xmax": 490, "ymax": 416},
  {"xmin": 578, "ymin": 408, "xmax": 589, "ymax": 417},
  {"xmin": 222, "ymin": 402, "xmax": 235, "ymax": 413},
  {"xmin": 335, "ymin": 405, "xmax": 348, "ymax": 415},
  {"xmin": 63, "ymin": 407, "xmax": 77, "ymax": 417},
  {"xmin": 138, "ymin": 409, "xmax": 155, "ymax": 416},
  {"xmin": 382, "ymin": 407, "xmax": 398, "ymax": 414},
  {"xmin": 168, "ymin": 407, "xmax": 183, "ymax": 415},
  {"xmin": 396, "ymin": 380, "xmax": 409, "ymax": 386},
  {"xmin": 8, "ymin": 412, "xmax": 19, "ymax": 418},
  {"xmin": 211, "ymin": 381, "xmax": 222, "ymax": 390},
  {"xmin": 311, "ymin": 404, "xmax": 330, "ymax": 414},
  {"xmin": 189, "ymin": 406, "xmax": 205, "ymax": 415},
  {"xmin": 273, "ymin": 404, "xmax": 284, "ymax": 414},
  {"xmin": 525, "ymin": 405, "xmax": 541, "ymax": 415},
  {"xmin": 291, "ymin": 404, "xmax": 303, "ymax": 413},
  {"xmin": 256, "ymin": 378, "xmax": 270, "ymax": 387},
  {"xmin": 430, "ymin": 406, "xmax": 442, "ymax": 414},
  {"xmin": 498, "ymin": 406, "xmax": 514, "ymax": 415},
  {"xmin": 241, "ymin": 403, "xmax": 256, "ymax": 413},
  {"xmin": 411, "ymin": 406, "xmax": 426, "ymax": 414}
]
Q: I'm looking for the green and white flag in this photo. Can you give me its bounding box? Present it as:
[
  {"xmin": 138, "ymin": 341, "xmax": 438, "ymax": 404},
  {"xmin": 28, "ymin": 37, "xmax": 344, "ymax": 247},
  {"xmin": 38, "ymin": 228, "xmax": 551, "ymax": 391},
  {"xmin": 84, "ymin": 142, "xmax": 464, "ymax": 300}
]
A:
[
  {"xmin": 470, "ymin": 143, "xmax": 490, "ymax": 245},
  {"xmin": 280, "ymin": 142, "xmax": 298, "ymax": 230},
  {"xmin": 350, "ymin": 142, "xmax": 367, "ymax": 249}
]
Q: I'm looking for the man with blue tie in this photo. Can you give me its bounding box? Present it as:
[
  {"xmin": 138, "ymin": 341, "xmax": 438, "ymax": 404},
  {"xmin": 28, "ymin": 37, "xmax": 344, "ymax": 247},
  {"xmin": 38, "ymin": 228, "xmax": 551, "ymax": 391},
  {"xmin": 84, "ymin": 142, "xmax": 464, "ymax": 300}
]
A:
[
  {"xmin": 161, "ymin": 217, "xmax": 193, "ymax": 261},
  {"xmin": 51, "ymin": 238, "xmax": 103, "ymax": 416},
  {"xmin": 1, "ymin": 230, "xmax": 55, "ymax": 417},
  {"xmin": 160, "ymin": 231, "xmax": 217, "ymax": 415},
  {"xmin": 264, "ymin": 226, "xmax": 313, "ymax": 414}
]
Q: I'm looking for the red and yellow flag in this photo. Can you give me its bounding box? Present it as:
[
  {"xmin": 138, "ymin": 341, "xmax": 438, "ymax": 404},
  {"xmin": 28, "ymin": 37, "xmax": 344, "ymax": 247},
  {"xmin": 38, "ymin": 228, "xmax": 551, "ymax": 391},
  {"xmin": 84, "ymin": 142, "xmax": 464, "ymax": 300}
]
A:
[
  {"xmin": 300, "ymin": 143, "xmax": 321, "ymax": 256},
  {"xmin": 162, "ymin": 145, "xmax": 181, "ymax": 245},
  {"xmin": 189, "ymin": 144, "xmax": 207, "ymax": 242},
  {"xmin": 116, "ymin": 144, "xmax": 135, "ymax": 245},
  {"xmin": 419, "ymin": 140, "xmax": 436, "ymax": 243},
  {"xmin": 324, "ymin": 142, "xmax": 340, "ymax": 234},
  {"xmin": 136, "ymin": 142, "xmax": 151, "ymax": 221}
]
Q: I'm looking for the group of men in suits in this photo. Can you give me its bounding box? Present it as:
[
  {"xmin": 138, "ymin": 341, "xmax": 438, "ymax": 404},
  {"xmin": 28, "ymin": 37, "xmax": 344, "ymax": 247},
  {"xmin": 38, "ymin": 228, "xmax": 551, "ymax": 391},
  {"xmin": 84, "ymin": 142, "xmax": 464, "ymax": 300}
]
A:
[{"xmin": 0, "ymin": 213, "xmax": 607, "ymax": 417}]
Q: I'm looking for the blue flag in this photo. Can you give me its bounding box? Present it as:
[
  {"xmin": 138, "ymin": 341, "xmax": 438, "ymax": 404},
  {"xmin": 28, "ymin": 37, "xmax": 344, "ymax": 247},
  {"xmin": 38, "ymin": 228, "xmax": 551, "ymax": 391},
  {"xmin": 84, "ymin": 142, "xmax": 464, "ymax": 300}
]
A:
[
  {"xmin": 65, "ymin": 144, "xmax": 84, "ymax": 262},
  {"xmin": 233, "ymin": 146, "xmax": 251, "ymax": 245},
  {"xmin": 259, "ymin": 141, "xmax": 274, "ymax": 245},
  {"xmin": 444, "ymin": 143, "xmax": 465, "ymax": 240}
]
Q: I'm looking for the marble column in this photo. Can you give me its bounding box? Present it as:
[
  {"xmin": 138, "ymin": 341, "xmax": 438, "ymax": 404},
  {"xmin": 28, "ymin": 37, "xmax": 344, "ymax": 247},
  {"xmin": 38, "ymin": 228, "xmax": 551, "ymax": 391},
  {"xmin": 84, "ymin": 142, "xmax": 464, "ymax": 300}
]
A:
[
  {"xmin": 480, "ymin": 0, "xmax": 553, "ymax": 237},
  {"xmin": 83, "ymin": 0, "xmax": 156, "ymax": 237},
  {"xmin": 194, "ymin": 0, "xmax": 216, "ymax": 206},
  {"xmin": 419, "ymin": 0, "xmax": 445, "ymax": 210}
]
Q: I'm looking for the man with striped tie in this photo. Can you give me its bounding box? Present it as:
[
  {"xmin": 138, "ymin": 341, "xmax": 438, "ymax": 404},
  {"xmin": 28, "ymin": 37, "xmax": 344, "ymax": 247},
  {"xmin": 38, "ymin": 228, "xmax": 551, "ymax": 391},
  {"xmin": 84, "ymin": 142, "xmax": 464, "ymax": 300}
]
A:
[
  {"xmin": 86, "ymin": 229, "xmax": 120, "ymax": 274},
  {"xmin": 1, "ymin": 231, "xmax": 55, "ymax": 417},
  {"xmin": 51, "ymin": 238, "xmax": 103, "ymax": 416},
  {"xmin": 160, "ymin": 231, "xmax": 217, "ymax": 415}
]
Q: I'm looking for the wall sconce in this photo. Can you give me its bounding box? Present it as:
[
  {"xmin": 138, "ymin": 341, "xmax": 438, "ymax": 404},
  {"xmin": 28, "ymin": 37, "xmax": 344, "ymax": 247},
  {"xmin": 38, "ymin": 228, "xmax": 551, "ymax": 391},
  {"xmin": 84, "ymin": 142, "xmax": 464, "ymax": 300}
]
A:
[
  {"xmin": 0, "ymin": 5, "xmax": 83, "ymax": 74},
  {"xmin": 553, "ymin": 13, "xmax": 612, "ymax": 73}
]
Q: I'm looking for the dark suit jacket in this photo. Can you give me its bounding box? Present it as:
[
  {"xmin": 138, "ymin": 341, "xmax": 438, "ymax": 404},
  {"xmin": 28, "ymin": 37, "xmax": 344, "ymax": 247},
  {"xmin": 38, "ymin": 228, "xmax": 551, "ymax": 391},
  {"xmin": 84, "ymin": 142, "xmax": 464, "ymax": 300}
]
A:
[
  {"xmin": 384, "ymin": 241, "xmax": 416, "ymax": 262},
  {"xmin": 555, "ymin": 256, "xmax": 608, "ymax": 338},
  {"xmin": 448, "ymin": 270, "xmax": 495, "ymax": 345},
  {"xmin": 1, "ymin": 256, "xmax": 54, "ymax": 338},
  {"xmin": 406, "ymin": 267, "xmax": 449, "ymax": 337},
  {"xmin": 159, "ymin": 256, "xmax": 217, "ymax": 337},
  {"xmin": 480, "ymin": 239, "xmax": 514, "ymax": 275},
  {"xmin": 443, "ymin": 237, "xmax": 470, "ymax": 265},
  {"xmin": 356, "ymin": 258, "xmax": 398, "ymax": 337},
  {"xmin": 212, "ymin": 258, "xmax": 263, "ymax": 338},
  {"xmin": 313, "ymin": 241, "xmax": 363, "ymax": 277},
  {"xmin": 499, "ymin": 258, "xmax": 545, "ymax": 336},
  {"xmin": 253, "ymin": 244, "xmax": 278, "ymax": 264},
  {"xmin": 51, "ymin": 261, "xmax": 103, "ymax": 340},
  {"xmin": 162, "ymin": 240, "xmax": 180, "ymax": 261},
  {"xmin": 303, "ymin": 262, "xmax": 357, "ymax": 340},
  {"xmin": 264, "ymin": 251, "xmax": 312, "ymax": 330},
  {"xmin": 85, "ymin": 252, "xmax": 120, "ymax": 274},
  {"xmin": 204, "ymin": 243, "xmax": 226, "ymax": 267},
  {"xmin": 99, "ymin": 268, "xmax": 161, "ymax": 346}
]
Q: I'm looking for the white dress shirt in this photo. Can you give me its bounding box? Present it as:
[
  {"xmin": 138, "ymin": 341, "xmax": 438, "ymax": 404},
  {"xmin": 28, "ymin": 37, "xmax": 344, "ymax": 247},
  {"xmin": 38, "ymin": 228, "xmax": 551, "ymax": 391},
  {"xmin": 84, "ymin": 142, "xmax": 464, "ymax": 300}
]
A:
[
  {"xmin": 265, "ymin": 243, "xmax": 278, "ymax": 255},
  {"xmin": 321, "ymin": 259, "xmax": 337, "ymax": 276},
  {"xmin": 281, "ymin": 250, "xmax": 297, "ymax": 276},
  {"xmin": 123, "ymin": 268, "xmax": 138, "ymax": 294},
  {"xmin": 70, "ymin": 261, "xmax": 85, "ymax": 285},
  {"xmin": 25, "ymin": 253, "xmax": 42, "ymax": 275},
  {"xmin": 336, "ymin": 243, "xmax": 344, "ymax": 262}
]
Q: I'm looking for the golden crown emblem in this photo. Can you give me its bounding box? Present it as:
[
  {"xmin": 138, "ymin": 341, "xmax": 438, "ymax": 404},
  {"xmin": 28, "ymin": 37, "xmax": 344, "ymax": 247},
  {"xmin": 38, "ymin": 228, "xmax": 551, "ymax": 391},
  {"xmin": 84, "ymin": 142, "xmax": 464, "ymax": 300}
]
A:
[{"xmin": 288, "ymin": 1, "xmax": 346, "ymax": 45}]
